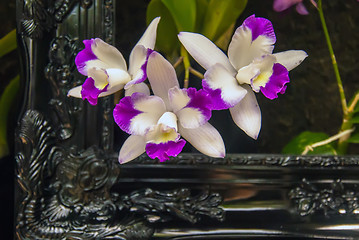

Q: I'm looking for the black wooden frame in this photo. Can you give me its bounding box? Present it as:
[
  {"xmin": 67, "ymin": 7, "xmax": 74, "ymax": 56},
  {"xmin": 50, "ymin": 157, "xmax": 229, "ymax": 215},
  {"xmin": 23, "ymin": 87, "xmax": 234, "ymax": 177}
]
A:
[{"xmin": 15, "ymin": 1, "xmax": 359, "ymax": 239}]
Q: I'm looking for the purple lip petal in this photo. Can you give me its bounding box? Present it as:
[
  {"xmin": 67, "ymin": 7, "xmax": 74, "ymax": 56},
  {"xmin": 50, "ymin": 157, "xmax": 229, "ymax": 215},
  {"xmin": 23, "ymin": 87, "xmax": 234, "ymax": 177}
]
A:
[
  {"xmin": 184, "ymin": 87, "xmax": 212, "ymax": 122},
  {"xmin": 202, "ymin": 79, "xmax": 234, "ymax": 110},
  {"xmin": 260, "ymin": 63, "xmax": 289, "ymax": 100},
  {"xmin": 81, "ymin": 77, "xmax": 108, "ymax": 105},
  {"xmin": 113, "ymin": 95, "xmax": 142, "ymax": 134},
  {"xmin": 75, "ymin": 39, "xmax": 97, "ymax": 76},
  {"xmin": 242, "ymin": 15, "xmax": 276, "ymax": 43},
  {"xmin": 145, "ymin": 139, "xmax": 186, "ymax": 162}
]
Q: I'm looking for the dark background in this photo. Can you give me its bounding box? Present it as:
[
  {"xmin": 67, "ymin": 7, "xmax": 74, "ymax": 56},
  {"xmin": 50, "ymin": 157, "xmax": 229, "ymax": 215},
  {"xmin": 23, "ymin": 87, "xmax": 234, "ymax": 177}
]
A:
[{"xmin": 1, "ymin": 0, "xmax": 359, "ymax": 239}]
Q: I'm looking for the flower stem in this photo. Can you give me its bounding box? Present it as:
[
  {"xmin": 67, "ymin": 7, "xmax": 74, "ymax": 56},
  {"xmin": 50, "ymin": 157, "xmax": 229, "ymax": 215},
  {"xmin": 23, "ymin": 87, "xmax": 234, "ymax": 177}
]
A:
[
  {"xmin": 337, "ymin": 93, "xmax": 359, "ymax": 153},
  {"xmin": 317, "ymin": 0, "xmax": 347, "ymax": 115},
  {"xmin": 316, "ymin": 0, "xmax": 354, "ymax": 153},
  {"xmin": 180, "ymin": 46, "xmax": 190, "ymax": 88},
  {"xmin": 173, "ymin": 56, "xmax": 183, "ymax": 69},
  {"xmin": 189, "ymin": 66, "xmax": 204, "ymax": 79}
]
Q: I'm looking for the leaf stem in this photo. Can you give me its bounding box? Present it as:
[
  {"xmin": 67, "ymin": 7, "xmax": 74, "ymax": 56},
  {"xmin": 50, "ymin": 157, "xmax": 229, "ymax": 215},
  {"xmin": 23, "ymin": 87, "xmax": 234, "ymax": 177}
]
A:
[
  {"xmin": 302, "ymin": 128, "xmax": 354, "ymax": 155},
  {"xmin": 189, "ymin": 66, "xmax": 204, "ymax": 79},
  {"xmin": 173, "ymin": 56, "xmax": 183, "ymax": 69},
  {"xmin": 180, "ymin": 46, "xmax": 190, "ymax": 88},
  {"xmin": 348, "ymin": 92, "xmax": 359, "ymax": 113}
]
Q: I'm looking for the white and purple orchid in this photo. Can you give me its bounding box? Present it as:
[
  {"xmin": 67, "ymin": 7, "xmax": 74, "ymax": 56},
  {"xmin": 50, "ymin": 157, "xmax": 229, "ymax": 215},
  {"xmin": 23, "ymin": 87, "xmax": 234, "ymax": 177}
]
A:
[
  {"xmin": 113, "ymin": 51, "xmax": 225, "ymax": 163},
  {"xmin": 67, "ymin": 17, "xmax": 160, "ymax": 105},
  {"xmin": 178, "ymin": 15, "xmax": 307, "ymax": 139}
]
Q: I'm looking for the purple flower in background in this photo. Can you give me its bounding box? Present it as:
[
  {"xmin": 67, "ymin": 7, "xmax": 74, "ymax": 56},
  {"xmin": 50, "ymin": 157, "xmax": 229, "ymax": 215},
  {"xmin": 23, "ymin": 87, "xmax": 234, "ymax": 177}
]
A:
[
  {"xmin": 273, "ymin": 0, "xmax": 309, "ymax": 15},
  {"xmin": 273, "ymin": 0, "xmax": 320, "ymax": 15},
  {"xmin": 67, "ymin": 17, "xmax": 160, "ymax": 105},
  {"xmin": 178, "ymin": 15, "xmax": 307, "ymax": 139},
  {"xmin": 113, "ymin": 51, "xmax": 225, "ymax": 164}
]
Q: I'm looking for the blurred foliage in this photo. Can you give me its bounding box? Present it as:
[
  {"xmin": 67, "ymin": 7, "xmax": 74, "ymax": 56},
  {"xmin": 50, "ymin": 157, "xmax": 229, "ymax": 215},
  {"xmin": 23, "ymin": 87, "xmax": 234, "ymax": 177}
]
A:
[
  {"xmin": 0, "ymin": 29, "xmax": 16, "ymax": 58},
  {"xmin": 146, "ymin": 0, "xmax": 247, "ymax": 61},
  {"xmin": 0, "ymin": 29, "xmax": 19, "ymax": 158}
]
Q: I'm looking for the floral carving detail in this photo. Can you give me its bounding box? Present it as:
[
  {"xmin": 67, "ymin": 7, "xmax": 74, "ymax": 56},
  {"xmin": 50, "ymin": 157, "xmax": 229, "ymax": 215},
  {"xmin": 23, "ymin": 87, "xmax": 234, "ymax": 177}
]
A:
[
  {"xmin": 122, "ymin": 188, "xmax": 224, "ymax": 223},
  {"xmin": 289, "ymin": 178, "xmax": 359, "ymax": 216}
]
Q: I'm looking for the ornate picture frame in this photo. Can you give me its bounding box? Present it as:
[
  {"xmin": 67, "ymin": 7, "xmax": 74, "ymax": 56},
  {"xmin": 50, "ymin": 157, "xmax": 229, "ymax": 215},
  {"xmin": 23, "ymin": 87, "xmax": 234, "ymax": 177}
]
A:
[{"xmin": 15, "ymin": 1, "xmax": 359, "ymax": 239}]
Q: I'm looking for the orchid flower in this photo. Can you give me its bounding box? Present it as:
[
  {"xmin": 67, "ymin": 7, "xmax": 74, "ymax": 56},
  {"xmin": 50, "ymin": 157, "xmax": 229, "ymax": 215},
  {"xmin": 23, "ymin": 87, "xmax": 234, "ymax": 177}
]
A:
[
  {"xmin": 113, "ymin": 51, "xmax": 225, "ymax": 163},
  {"xmin": 67, "ymin": 17, "xmax": 160, "ymax": 105},
  {"xmin": 178, "ymin": 15, "xmax": 307, "ymax": 139},
  {"xmin": 273, "ymin": 0, "xmax": 309, "ymax": 15}
]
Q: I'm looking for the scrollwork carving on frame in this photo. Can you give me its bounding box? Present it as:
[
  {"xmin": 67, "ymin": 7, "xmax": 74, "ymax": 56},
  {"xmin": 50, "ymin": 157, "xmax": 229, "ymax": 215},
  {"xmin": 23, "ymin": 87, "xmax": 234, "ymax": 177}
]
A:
[
  {"xmin": 21, "ymin": 0, "xmax": 78, "ymax": 39},
  {"xmin": 132, "ymin": 154, "xmax": 359, "ymax": 167},
  {"xmin": 289, "ymin": 178, "xmax": 359, "ymax": 217},
  {"xmin": 45, "ymin": 35, "xmax": 82, "ymax": 141},
  {"xmin": 15, "ymin": 110, "xmax": 224, "ymax": 239}
]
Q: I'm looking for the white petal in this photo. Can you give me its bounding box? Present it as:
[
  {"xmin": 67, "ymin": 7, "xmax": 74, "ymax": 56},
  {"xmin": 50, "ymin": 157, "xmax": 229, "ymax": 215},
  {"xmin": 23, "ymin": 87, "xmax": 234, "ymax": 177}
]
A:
[
  {"xmin": 177, "ymin": 108, "xmax": 206, "ymax": 129},
  {"xmin": 179, "ymin": 123, "xmax": 225, "ymax": 158},
  {"xmin": 83, "ymin": 59, "xmax": 112, "ymax": 73},
  {"xmin": 236, "ymin": 55, "xmax": 276, "ymax": 86},
  {"xmin": 178, "ymin": 32, "xmax": 236, "ymax": 75},
  {"xmin": 239, "ymin": 55, "xmax": 276, "ymax": 92},
  {"xmin": 125, "ymin": 82, "xmax": 150, "ymax": 96},
  {"xmin": 92, "ymin": 38, "xmax": 127, "ymax": 70},
  {"xmin": 96, "ymin": 68, "xmax": 131, "ymax": 97},
  {"xmin": 236, "ymin": 65, "xmax": 260, "ymax": 85},
  {"xmin": 130, "ymin": 95, "xmax": 167, "ymax": 135},
  {"xmin": 133, "ymin": 17, "xmax": 160, "ymax": 50},
  {"xmin": 168, "ymin": 87, "xmax": 190, "ymax": 113},
  {"xmin": 147, "ymin": 51, "xmax": 179, "ymax": 108},
  {"xmin": 169, "ymin": 87, "xmax": 210, "ymax": 129},
  {"xmin": 145, "ymin": 123, "xmax": 179, "ymax": 144},
  {"xmin": 106, "ymin": 68, "xmax": 132, "ymax": 87},
  {"xmin": 87, "ymin": 67, "xmax": 109, "ymax": 89},
  {"xmin": 128, "ymin": 45, "xmax": 147, "ymax": 78},
  {"xmin": 205, "ymin": 63, "xmax": 248, "ymax": 106},
  {"xmin": 229, "ymin": 85, "xmax": 261, "ymax": 139},
  {"xmin": 228, "ymin": 26, "xmax": 274, "ymax": 70},
  {"xmin": 273, "ymin": 50, "xmax": 308, "ymax": 71},
  {"xmin": 119, "ymin": 135, "xmax": 146, "ymax": 164},
  {"xmin": 157, "ymin": 112, "xmax": 178, "ymax": 131},
  {"xmin": 67, "ymin": 85, "xmax": 82, "ymax": 98},
  {"xmin": 98, "ymin": 84, "xmax": 124, "ymax": 97}
]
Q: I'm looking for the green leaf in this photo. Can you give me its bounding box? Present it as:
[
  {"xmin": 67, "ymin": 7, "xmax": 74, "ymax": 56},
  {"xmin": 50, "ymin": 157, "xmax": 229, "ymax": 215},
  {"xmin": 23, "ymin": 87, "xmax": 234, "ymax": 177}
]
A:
[
  {"xmin": 354, "ymin": 102, "xmax": 359, "ymax": 113},
  {"xmin": 348, "ymin": 115, "xmax": 359, "ymax": 124},
  {"xmin": 350, "ymin": 90, "xmax": 359, "ymax": 113},
  {"xmin": 147, "ymin": 0, "xmax": 180, "ymax": 60},
  {"xmin": 201, "ymin": 0, "xmax": 247, "ymax": 41},
  {"xmin": 282, "ymin": 131, "xmax": 336, "ymax": 155},
  {"xmin": 0, "ymin": 29, "xmax": 17, "ymax": 58},
  {"xmin": 0, "ymin": 75, "xmax": 20, "ymax": 158},
  {"xmin": 214, "ymin": 23, "xmax": 235, "ymax": 50},
  {"xmin": 161, "ymin": 0, "xmax": 197, "ymax": 32},
  {"xmin": 195, "ymin": 0, "xmax": 209, "ymax": 32},
  {"xmin": 347, "ymin": 133, "xmax": 359, "ymax": 143}
]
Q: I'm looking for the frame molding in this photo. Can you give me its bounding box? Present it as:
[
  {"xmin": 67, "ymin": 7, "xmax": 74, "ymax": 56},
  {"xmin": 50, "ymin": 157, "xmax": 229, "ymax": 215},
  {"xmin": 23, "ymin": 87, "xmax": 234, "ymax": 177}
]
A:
[{"xmin": 15, "ymin": 0, "xmax": 359, "ymax": 239}]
